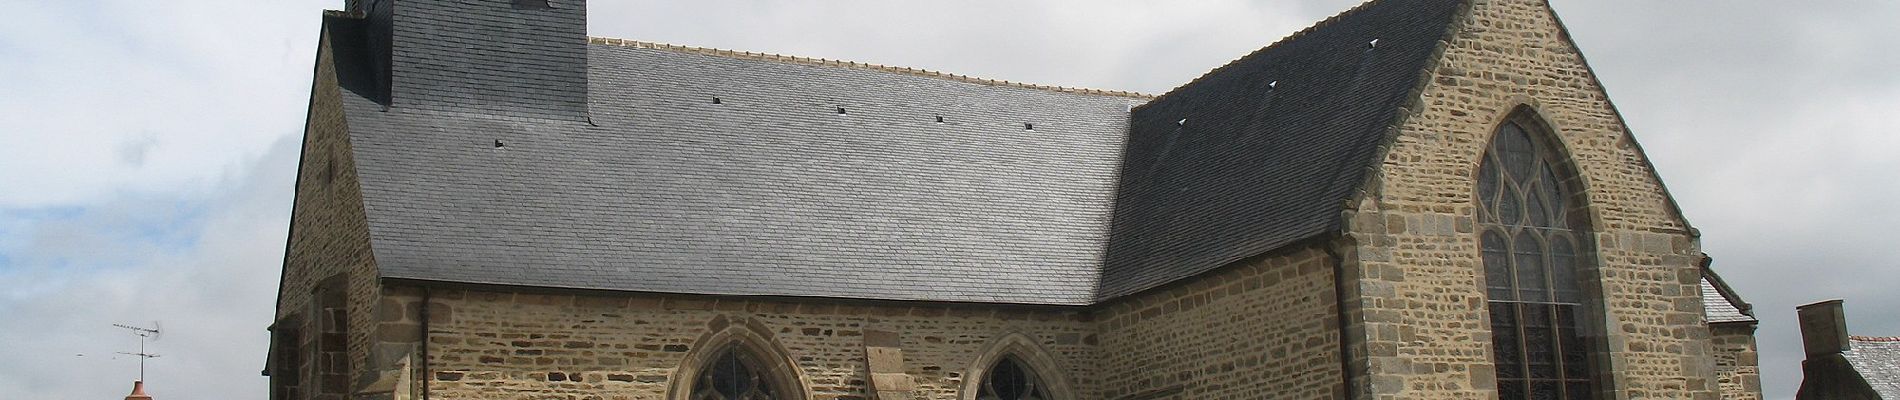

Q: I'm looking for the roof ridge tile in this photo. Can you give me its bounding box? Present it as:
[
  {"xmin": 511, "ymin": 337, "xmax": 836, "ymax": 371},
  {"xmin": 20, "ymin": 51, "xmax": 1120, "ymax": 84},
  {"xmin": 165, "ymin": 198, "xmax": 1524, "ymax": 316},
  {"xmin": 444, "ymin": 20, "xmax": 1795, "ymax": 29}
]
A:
[{"xmin": 588, "ymin": 37, "xmax": 1155, "ymax": 100}]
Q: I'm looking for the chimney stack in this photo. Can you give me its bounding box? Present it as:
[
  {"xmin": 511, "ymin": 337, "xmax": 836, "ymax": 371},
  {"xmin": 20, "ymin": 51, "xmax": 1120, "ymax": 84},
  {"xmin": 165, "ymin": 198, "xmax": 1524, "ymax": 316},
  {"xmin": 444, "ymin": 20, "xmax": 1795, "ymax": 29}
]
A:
[
  {"xmin": 124, "ymin": 380, "xmax": 152, "ymax": 400},
  {"xmin": 1797, "ymin": 299, "xmax": 1851, "ymax": 357}
]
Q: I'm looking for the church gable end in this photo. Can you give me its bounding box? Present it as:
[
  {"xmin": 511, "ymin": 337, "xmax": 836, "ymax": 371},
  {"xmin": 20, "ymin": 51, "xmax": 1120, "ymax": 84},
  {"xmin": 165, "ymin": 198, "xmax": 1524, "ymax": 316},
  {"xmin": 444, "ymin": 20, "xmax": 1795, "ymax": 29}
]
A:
[
  {"xmin": 1340, "ymin": 0, "xmax": 1730, "ymax": 398},
  {"xmin": 269, "ymin": 13, "xmax": 386, "ymax": 400}
]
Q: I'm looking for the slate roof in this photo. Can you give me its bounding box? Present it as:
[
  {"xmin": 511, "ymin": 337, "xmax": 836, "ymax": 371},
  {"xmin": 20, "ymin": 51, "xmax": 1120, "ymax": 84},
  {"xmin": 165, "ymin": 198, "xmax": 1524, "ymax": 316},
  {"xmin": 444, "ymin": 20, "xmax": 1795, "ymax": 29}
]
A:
[
  {"xmin": 1700, "ymin": 279, "xmax": 1754, "ymax": 324},
  {"xmin": 317, "ymin": 0, "xmax": 1470, "ymax": 305},
  {"xmin": 1700, "ymin": 268, "xmax": 1756, "ymax": 324},
  {"xmin": 1845, "ymin": 336, "xmax": 1900, "ymax": 398},
  {"xmin": 1099, "ymin": 0, "xmax": 1464, "ymax": 299}
]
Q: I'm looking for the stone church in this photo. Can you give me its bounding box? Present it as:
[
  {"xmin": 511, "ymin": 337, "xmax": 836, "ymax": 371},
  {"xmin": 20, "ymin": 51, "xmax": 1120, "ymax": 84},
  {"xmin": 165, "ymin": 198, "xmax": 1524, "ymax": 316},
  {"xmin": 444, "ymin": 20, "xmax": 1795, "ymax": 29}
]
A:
[{"xmin": 266, "ymin": 0, "xmax": 1764, "ymax": 398}]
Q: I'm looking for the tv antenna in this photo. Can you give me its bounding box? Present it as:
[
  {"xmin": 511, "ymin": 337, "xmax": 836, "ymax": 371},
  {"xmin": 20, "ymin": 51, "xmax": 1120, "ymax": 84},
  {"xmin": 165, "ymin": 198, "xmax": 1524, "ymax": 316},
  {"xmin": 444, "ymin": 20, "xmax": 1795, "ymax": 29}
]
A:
[{"xmin": 113, "ymin": 322, "xmax": 162, "ymax": 382}]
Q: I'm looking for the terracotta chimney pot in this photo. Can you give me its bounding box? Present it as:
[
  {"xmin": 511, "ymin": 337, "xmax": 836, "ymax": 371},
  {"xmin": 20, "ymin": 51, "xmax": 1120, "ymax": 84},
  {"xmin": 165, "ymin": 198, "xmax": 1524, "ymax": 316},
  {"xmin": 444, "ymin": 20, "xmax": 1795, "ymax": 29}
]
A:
[{"xmin": 124, "ymin": 380, "xmax": 152, "ymax": 400}]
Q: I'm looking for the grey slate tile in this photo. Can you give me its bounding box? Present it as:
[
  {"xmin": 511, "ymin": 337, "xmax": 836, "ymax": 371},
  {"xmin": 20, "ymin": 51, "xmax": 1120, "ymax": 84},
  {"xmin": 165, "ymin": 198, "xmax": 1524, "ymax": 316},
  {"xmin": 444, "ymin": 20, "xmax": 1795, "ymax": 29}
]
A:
[
  {"xmin": 1701, "ymin": 278, "xmax": 1755, "ymax": 324},
  {"xmin": 322, "ymin": 0, "xmax": 1474, "ymax": 305}
]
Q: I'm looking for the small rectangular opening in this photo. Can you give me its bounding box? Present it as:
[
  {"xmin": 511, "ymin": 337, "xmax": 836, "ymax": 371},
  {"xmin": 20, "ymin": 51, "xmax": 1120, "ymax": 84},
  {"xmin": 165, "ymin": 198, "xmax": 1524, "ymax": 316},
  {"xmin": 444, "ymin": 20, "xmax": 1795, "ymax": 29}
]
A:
[{"xmin": 512, "ymin": 0, "xmax": 553, "ymax": 10}]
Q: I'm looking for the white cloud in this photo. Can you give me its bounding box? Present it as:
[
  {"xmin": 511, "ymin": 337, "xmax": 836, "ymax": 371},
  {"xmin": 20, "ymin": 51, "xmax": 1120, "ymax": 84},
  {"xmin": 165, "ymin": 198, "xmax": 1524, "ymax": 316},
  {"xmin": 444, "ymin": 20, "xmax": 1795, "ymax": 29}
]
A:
[
  {"xmin": 0, "ymin": 0, "xmax": 329, "ymax": 208},
  {"xmin": 0, "ymin": 135, "xmax": 295, "ymax": 399}
]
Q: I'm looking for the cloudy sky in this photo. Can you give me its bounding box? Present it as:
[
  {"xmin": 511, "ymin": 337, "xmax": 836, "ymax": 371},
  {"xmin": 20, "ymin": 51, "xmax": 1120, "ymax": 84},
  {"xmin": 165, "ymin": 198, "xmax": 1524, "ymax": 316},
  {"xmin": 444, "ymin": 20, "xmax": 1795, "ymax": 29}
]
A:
[{"xmin": 1, "ymin": 0, "xmax": 1892, "ymax": 398}]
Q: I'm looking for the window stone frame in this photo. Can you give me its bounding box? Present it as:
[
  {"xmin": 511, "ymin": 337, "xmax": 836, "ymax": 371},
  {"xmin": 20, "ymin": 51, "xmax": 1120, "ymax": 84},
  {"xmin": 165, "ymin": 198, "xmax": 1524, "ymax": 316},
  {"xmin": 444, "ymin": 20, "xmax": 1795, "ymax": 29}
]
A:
[
  {"xmin": 668, "ymin": 315, "xmax": 808, "ymax": 400},
  {"xmin": 960, "ymin": 332, "xmax": 1075, "ymax": 400},
  {"xmin": 1472, "ymin": 105, "xmax": 1620, "ymax": 399}
]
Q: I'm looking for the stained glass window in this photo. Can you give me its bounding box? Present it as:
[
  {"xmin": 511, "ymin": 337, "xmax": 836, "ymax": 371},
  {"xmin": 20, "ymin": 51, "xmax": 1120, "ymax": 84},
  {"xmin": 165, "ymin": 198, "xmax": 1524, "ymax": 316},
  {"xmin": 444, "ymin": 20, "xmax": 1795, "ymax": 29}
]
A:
[
  {"xmin": 977, "ymin": 357, "xmax": 1050, "ymax": 400},
  {"xmin": 1479, "ymin": 117, "xmax": 1596, "ymax": 399},
  {"xmin": 691, "ymin": 346, "xmax": 784, "ymax": 400}
]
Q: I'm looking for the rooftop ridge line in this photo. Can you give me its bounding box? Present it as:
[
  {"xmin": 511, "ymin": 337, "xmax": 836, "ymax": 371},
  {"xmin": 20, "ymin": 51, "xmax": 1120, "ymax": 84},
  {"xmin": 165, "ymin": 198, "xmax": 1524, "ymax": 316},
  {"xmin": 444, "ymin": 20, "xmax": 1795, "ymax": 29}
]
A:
[
  {"xmin": 1136, "ymin": 0, "xmax": 1391, "ymax": 108},
  {"xmin": 1852, "ymin": 336, "xmax": 1900, "ymax": 342},
  {"xmin": 588, "ymin": 37, "xmax": 1156, "ymax": 100}
]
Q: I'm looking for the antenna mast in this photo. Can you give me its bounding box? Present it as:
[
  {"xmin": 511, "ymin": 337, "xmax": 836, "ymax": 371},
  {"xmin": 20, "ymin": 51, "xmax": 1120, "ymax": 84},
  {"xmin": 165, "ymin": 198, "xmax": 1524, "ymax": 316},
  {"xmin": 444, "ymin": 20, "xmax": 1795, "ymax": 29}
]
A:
[{"xmin": 113, "ymin": 323, "xmax": 162, "ymax": 382}]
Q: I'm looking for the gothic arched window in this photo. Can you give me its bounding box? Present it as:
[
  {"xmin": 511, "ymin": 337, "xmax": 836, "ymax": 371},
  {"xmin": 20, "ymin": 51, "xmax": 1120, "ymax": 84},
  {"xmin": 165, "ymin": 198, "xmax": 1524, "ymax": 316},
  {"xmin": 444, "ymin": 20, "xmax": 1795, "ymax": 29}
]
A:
[
  {"xmin": 690, "ymin": 346, "xmax": 786, "ymax": 400},
  {"xmin": 1478, "ymin": 113, "xmax": 1598, "ymax": 399},
  {"xmin": 976, "ymin": 356, "xmax": 1051, "ymax": 400}
]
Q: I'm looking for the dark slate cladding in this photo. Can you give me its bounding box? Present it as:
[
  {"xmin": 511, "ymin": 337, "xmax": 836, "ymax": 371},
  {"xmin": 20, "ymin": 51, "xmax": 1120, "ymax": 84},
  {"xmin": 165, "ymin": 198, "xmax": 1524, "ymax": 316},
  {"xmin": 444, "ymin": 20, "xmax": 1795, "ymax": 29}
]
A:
[
  {"xmin": 389, "ymin": 0, "xmax": 589, "ymax": 120},
  {"xmin": 1097, "ymin": 0, "xmax": 1466, "ymax": 300},
  {"xmin": 322, "ymin": 14, "xmax": 380, "ymax": 103},
  {"xmin": 337, "ymin": 43, "xmax": 1143, "ymax": 305}
]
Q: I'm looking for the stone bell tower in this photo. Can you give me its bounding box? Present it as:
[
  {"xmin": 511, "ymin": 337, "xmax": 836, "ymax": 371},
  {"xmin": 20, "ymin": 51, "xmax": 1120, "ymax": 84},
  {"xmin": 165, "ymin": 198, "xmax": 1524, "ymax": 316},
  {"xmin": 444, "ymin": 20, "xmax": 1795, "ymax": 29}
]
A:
[{"xmin": 350, "ymin": 0, "xmax": 590, "ymax": 120}]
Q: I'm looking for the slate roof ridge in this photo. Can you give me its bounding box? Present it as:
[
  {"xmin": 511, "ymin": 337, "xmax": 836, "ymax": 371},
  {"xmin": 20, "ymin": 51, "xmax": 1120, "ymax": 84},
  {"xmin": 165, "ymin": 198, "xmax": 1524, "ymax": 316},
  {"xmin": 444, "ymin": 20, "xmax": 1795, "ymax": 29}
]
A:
[
  {"xmin": 1854, "ymin": 336, "xmax": 1900, "ymax": 343},
  {"xmin": 588, "ymin": 36, "xmax": 1156, "ymax": 100},
  {"xmin": 1135, "ymin": 0, "xmax": 1388, "ymax": 109}
]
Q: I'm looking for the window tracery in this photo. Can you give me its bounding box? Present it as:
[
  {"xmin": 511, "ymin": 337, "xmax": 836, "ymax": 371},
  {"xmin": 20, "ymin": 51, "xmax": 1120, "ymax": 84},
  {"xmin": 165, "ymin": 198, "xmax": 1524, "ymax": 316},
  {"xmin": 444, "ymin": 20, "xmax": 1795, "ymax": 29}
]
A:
[
  {"xmin": 689, "ymin": 346, "xmax": 785, "ymax": 400},
  {"xmin": 976, "ymin": 356, "xmax": 1051, "ymax": 400},
  {"xmin": 1479, "ymin": 114, "xmax": 1598, "ymax": 399}
]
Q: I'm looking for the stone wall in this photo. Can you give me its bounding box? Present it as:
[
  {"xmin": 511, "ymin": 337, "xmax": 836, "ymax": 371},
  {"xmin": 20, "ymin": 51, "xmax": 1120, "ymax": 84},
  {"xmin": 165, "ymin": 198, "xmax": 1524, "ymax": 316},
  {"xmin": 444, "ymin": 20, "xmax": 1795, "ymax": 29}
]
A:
[
  {"xmin": 1340, "ymin": 0, "xmax": 1723, "ymax": 398},
  {"xmin": 355, "ymin": 242, "xmax": 1343, "ymax": 400},
  {"xmin": 275, "ymin": 20, "xmax": 383, "ymax": 400},
  {"xmin": 1710, "ymin": 323, "xmax": 1762, "ymax": 400},
  {"xmin": 1095, "ymin": 245, "xmax": 1344, "ymax": 400},
  {"xmin": 411, "ymin": 288, "xmax": 1100, "ymax": 400}
]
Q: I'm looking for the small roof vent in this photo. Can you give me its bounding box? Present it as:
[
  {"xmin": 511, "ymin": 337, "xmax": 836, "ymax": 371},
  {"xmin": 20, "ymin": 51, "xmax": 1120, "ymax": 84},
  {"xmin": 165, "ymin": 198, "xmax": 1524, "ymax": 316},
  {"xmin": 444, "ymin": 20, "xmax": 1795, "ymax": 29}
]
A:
[{"xmin": 512, "ymin": 0, "xmax": 554, "ymax": 10}]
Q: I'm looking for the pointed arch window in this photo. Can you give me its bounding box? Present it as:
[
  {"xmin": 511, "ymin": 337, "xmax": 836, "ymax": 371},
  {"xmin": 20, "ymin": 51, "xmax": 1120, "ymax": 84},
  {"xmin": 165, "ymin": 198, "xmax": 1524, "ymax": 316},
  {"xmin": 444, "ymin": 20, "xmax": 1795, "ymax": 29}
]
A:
[
  {"xmin": 977, "ymin": 356, "xmax": 1051, "ymax": 400},
  {"xmin": 690, "ymin": 345, "xmax": 788, "ymax": 400},
  {"xmin": 1479, "ymin": 114, "xmax": 1598, "ymax": 399}
]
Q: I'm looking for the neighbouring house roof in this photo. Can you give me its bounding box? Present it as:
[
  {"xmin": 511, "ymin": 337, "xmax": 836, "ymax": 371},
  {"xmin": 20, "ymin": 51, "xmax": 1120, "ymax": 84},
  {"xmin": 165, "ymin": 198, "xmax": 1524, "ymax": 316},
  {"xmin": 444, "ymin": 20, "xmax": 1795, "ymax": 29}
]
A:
[
  {"xmin": 1845, "ymin": 336, "xmax": 1900, "ymax": 398},
  {"xmin": 318, "ymin": 0, "xmax": 1468, "ymax": 305}
]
